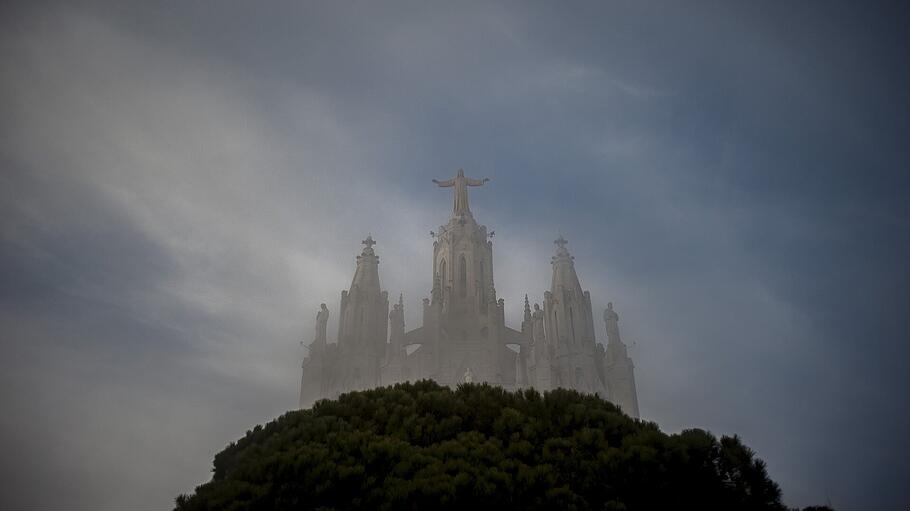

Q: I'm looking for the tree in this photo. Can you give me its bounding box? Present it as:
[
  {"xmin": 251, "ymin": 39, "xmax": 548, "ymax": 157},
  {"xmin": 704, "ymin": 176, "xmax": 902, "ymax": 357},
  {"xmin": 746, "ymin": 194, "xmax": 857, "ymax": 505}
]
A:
[{"xmin": 175, "ymin": 381, "xmax": 828, "ymax": 511}]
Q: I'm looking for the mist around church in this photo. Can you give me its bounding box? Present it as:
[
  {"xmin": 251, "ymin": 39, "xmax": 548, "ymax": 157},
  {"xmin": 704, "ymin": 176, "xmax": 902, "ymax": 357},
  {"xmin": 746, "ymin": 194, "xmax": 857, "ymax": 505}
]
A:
[
  {"xmin": 300, "ymin": 170, "xmax": 639, "ymax": 417},
  {"xmin": 2, "ymin": 2, "xmax": 908, "ymax": 511},
  {"xmin": 186, "ymin": 175, "xmax": 809, "ymax": 510}
]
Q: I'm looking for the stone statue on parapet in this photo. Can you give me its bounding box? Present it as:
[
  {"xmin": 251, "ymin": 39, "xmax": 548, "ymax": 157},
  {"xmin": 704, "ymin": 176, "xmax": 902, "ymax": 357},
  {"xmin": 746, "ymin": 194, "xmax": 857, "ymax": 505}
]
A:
[
  {"xmin": 389, "ymin": 296, "xmax": 405, "ymax": 344},
  {"xmin": 532, "ymin": 303, "xmax": 545, "ymax": 344},
  {"xmin": 433, "ymin": 168, "xmax": 490, "ymax": 216},
  {"xmin": 315, "ymin": 303, "xmax": 329, "ymax": 343},
  {"xmin": 603, "ymin": 302, "xmax": 620, "ymax": 344},
  {"xmin": 389, "ymin": 302, "xmax": 400, "ymax": 322}
]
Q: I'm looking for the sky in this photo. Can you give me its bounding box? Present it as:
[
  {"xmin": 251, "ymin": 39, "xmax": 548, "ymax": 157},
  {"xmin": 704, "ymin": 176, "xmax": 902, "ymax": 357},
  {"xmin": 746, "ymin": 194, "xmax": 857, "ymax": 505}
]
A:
[{"xmin": 1, "ymin": 1, "xmax": 908, "ymax": 510}]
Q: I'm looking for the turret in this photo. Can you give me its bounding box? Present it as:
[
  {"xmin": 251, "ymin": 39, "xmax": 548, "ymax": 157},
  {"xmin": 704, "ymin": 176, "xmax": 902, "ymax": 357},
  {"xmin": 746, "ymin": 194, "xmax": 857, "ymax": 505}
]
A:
[
  {"xmin": 431, "ymin": 218, "xmax": 495, "ymax": 317},
  {"xmin": 521, "ymin": 295, "xmax": 532, "ymax": 333},
  {"xmin": 390, "ymin": 293, "xmax": 405, "ymax": 348},
  {"xmin": 544, "ymin": 236, "xmax": 596, "ymax": 348},
  {"xmin": 543, "ymin": 236, "xmax": 604, "ymax": 394},
  {"xmin": 337, "ymin": 235, "xmax": 389, "ymax": 391},
  {"xmin": 381, "ymin": 293, "xmax": 407, "ymax": 386}
]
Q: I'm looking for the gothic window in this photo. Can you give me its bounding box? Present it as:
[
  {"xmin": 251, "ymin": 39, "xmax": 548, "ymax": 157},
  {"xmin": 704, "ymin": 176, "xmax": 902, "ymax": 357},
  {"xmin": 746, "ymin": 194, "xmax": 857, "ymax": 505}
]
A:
[
  {"xmin": 479, "ymin": 261, "xmax": 486, "ymax": 308},
  {"xmin": 553, "ymin": 310, "xmax": 559, "ymax": 344},
  {"xmin": 569, "ymin": 307, "xmax": 576, "ymax": 344},
  {"xmin": 439, "ymin": 259, "xmax": 446, "ymax": 283},
  {"xmin": 459, "ymin": 255, "xmax": 467, "ymax": 299}
]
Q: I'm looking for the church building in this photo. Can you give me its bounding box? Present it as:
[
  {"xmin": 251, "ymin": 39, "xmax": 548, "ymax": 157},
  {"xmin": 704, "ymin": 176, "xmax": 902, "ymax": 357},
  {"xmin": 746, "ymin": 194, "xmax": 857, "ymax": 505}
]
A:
[{"xmin": 299, "ymin": 170, "xmax": 640, "ymax": 418}]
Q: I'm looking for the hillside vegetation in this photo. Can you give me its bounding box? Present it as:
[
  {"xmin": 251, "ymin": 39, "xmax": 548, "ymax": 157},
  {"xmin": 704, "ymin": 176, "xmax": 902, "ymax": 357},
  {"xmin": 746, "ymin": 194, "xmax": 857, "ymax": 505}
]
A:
[{"xmin": 176, "ymin": 380, "xmax": 829, "ymax": 511}]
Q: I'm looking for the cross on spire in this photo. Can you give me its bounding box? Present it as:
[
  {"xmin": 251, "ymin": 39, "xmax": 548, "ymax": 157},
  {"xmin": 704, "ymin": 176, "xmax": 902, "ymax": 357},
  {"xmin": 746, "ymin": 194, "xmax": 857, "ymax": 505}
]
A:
[
  {"xmin": 554, "ymin": 235, "xmax": 569, "ymax": 250},
  {"xmin": 362, "ymin": 235, "xmax": 376, "ymax": 249}
]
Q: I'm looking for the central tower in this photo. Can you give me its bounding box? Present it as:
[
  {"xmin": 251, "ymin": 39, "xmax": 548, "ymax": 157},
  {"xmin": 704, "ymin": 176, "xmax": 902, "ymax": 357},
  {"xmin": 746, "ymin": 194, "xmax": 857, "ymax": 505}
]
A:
[
  {"xmin": 406, "ymin": 169, "xmax": 517, "ymax": 386},
  {"xmin": 431, "ymin": 169, "xmax": 495, "ymax": 317}
]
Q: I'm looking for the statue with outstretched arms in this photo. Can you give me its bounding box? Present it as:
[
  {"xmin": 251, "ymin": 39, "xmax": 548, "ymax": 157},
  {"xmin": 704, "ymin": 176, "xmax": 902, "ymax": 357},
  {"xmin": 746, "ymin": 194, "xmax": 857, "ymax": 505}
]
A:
[{"xmin": 433, "ymin": 168, "xmax": 489, "ymax": 216}]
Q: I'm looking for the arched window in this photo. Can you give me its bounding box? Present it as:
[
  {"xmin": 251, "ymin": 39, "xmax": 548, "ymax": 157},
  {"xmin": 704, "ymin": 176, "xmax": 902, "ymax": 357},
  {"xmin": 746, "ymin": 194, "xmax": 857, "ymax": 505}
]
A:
[
  {"xmin": 553, "ymin": 310, "xmax": 559, "ymax": 344},
  {"xmin": 459, "ymin": 255, "xmax": 467, "ymax": 299},
  {"xmin": 479, "ymin": 261, "xmax": 486, "ymax": 308},
  {"xmin": 569, "ymin": 307, "xmax": 576, "ymax": 344},
  {"xmin": 439, "ymin": 259, "xmax": 446, "ymax": 283}
]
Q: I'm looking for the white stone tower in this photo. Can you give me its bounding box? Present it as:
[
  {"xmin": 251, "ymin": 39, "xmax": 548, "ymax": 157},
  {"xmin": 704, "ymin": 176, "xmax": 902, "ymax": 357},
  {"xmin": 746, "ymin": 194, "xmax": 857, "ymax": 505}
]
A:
[
  {"xmin": 336, "ymin": 235, "xmax": 389, "ymax": 391},
  {"xmin": 543, "ymin": 236, "xmax": 607, "ymax": 395},
  {"xmin": 399, "ymin": 169, "xmax": 521, "ymax": 386}
]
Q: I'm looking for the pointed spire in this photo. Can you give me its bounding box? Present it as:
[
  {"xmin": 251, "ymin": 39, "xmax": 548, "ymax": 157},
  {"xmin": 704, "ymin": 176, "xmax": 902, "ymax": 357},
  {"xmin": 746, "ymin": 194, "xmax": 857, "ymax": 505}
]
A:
[
  {"xmin": 550, "ymin": 235, "xmax": 583, "ymax": 295},
  {"xmin": 523, "ymin": 294, "xmax": 532, "ymax": 323},
  {"xmin": 350, "ymin": 235, "xmax": 381, "ymax": 294},
  {"xmin": 389, "ymin": 292, "xmax": 406, "ymax": 350}
]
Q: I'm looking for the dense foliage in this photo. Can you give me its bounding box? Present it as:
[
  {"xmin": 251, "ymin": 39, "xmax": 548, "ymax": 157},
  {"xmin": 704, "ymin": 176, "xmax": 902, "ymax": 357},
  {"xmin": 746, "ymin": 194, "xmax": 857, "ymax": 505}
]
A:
[{"xmin": 176, "ymin": 381, "xmax": 827, "ymax": 511}]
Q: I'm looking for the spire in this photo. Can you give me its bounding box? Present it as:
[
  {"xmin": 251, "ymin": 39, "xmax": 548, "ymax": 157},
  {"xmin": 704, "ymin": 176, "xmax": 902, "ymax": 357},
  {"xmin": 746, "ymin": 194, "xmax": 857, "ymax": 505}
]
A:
[
  {"xmin": 550, "ymin": 236, "xmax": 583, "ymax": 295},
  {"xmin": 350, "ymin": 235, "xmax": 381, "ymax": 294},
  {"xmin": 523, "ymin": 294, "xmax": 532, "ymax": 323},
  {"xmin": 389, "ymin": 292, "xmax": 406, "ymax": 350}
]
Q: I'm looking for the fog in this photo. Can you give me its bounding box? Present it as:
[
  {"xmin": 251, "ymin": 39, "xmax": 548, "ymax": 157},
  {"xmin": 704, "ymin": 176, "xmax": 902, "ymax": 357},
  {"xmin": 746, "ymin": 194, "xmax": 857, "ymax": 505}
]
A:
[{"xmin": 1, "ymin": 2, "xmax": 907, "ymax": 510}]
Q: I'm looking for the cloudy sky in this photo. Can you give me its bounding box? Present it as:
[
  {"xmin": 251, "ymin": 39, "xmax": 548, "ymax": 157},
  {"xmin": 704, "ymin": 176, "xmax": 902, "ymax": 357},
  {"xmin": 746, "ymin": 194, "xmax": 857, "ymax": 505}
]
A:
[{"xmin": 1, "ymin": 1, "xmax": 908, "ymax": 510}]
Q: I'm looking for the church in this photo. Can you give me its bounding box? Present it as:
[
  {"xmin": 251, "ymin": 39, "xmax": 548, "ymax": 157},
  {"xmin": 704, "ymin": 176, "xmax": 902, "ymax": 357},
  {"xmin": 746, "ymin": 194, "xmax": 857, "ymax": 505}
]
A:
[{"xmin": 299, "ymin": 170, "xmax": 640, "ymax": 418}]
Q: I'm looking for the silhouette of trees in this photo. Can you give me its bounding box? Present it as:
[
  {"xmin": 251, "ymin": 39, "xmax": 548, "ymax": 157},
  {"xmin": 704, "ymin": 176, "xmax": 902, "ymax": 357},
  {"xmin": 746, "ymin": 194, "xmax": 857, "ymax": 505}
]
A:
[{"xmin": 175, "ymin": 380, "xmax": 830, "ymax": 511}]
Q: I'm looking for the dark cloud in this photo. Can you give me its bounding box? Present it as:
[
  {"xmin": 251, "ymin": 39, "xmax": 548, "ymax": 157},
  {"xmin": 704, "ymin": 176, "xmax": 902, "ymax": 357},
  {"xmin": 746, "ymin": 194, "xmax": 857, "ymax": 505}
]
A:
[{"xmin": 1, "ymin": 1, "xmax": 907, "ymax": 510}]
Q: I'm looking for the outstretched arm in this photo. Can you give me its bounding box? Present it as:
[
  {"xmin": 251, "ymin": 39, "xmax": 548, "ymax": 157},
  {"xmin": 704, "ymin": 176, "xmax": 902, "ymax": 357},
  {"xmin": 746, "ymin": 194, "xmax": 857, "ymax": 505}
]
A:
[
  {"xmin": 466, "ymin": 177, "xmax": 490, "ymax": 186},
  {"xmin": 433, "ymin": 178, "xmax": 455, "ymax": 187}
]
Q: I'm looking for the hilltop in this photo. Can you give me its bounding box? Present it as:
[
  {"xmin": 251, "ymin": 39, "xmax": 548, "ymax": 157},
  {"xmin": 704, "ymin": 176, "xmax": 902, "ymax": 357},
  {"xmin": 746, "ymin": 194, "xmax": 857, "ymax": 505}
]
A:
[{"xmin": 176, "ymin": 381, "xmax": 829, "ymax": 511}]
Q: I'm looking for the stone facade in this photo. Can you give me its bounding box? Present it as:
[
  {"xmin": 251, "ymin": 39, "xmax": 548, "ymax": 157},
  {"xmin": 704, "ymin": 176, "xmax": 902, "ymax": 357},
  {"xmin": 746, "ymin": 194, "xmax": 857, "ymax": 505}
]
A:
[{"xmin": 299, "ymin": 171, "xmax": 640, "ymax": 418}]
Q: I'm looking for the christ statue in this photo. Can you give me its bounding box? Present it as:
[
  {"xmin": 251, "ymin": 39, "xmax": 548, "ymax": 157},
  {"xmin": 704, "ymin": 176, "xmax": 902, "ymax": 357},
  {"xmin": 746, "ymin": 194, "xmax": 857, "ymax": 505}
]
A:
[{"xmin": 433, "ymin": 168, "xmax": 490, "ymax": 216}]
